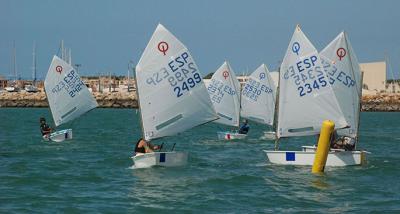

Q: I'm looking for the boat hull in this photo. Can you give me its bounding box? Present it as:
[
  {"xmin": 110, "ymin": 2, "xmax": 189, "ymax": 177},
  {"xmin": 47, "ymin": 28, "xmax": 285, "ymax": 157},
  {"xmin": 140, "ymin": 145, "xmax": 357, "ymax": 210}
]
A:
[
  {"xmin": 262, "ymin": 131, "xmax": 276, "ymax": 140},
  {"xmin": 217, "ymin": 131, "xmax": 247, "ymax": 140},
  {"xmin": 43, "ymin": 129, "xmax": 73, "ymax": 142},
  {"xmin": 132, "ymin": 151, "xmax": 188, "ymax": 168},
  {"xmin": 264, "ymin": 148, "xmax": 367, "ymax": 166}
]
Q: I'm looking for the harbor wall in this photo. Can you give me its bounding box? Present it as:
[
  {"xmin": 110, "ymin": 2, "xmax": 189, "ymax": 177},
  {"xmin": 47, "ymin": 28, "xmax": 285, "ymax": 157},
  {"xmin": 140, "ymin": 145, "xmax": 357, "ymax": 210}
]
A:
[{"xmin": 1, "ymin": 91, "xmax": 400, "ymax": 111}]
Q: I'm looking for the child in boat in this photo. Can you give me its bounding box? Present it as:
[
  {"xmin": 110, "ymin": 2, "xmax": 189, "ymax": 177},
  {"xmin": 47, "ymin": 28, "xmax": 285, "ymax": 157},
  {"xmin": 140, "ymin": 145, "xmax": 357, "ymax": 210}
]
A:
[
  {"xmin": 134, "ymin": 138, "xmax": 160, "ymax": 155},
  {"xmin": 39, "ymin": 117, "xmax": 52, "ymax": 136},
  {"xmin": 330, "ymin": 130, "xmax": 356, "ymax": 151},
  {"xmin": 238, "ymin": 120, "xmax": 250, "ymax": 134}
]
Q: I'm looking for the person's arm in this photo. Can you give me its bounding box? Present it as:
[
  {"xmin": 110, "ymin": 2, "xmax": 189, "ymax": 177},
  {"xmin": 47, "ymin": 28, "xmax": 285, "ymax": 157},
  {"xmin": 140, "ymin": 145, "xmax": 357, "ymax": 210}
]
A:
[{"xmin": 147, "ymin": 142, "xmax": 160, "ymax": 150}]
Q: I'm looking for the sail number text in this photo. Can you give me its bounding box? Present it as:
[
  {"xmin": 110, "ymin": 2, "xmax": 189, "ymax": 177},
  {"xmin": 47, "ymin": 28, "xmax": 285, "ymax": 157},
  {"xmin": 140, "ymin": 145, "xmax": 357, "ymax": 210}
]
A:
[
  {"xmin": 207, "ymin": 79, "xmax": 236, "ymax": 104},
  {"xmin": 145, "ymin": 52, "xmax": 202, "ymax": 98},
  {"xmin": 242, "ymin": 78, "xmax": 273, "ymax": 101},
  {"xmin": 51, "ymin": 70, "xmax": 85, "ymax": 98}
]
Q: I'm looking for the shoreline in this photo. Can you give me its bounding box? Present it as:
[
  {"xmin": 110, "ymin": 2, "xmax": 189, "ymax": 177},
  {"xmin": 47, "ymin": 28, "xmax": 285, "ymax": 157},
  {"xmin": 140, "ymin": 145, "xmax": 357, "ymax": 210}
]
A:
[{"xmin": 1, "ymin": 91, "xmax": 400, "ymax": 111}]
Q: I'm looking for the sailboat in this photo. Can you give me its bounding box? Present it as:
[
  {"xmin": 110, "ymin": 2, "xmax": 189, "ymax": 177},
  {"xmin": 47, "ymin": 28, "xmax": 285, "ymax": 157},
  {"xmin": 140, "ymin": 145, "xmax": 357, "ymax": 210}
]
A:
[
  {"xmin": 43, "ymin": 56, "xmax": 98, "ymax": 142},
  {"xmin": 240, "ymin": 64, "xmax": 276, "ymax": 140},
  {"xmin": 264, "ymin": 25, "xmax": 367, "ymax": 166},
  {"xmin": 5, "ymin": 41, "xmax": 20, "ymax": 92},
  {"xmin": 25, "ymin": 42, "xmax": 39, "ymax": 93},
  {"xmin": 207, "ymin": 61, "xmax": 244, "ymax": 140},
  {"xmin": 132, "ymin": 24, "xmax": 218, "ymax": 168}
]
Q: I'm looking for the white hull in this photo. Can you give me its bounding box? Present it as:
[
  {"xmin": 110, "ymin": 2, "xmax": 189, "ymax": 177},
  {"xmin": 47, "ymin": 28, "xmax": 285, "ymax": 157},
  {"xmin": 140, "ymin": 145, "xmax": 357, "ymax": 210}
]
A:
[
  {"xmin": 4, "ymin": 86, "xmax": 19, "ymax": 92},
  {"xmin": 132, "ymin": 151, "xmax": 188, "ymax": 168},
  {"xmin": 217, "ymin": 131, "xmax": 247, "ymax": 140},
  {"xmin": 262, "ymin": 131, "xmax": 276, "ymax": 140},
  {"xmin": 264, "ymin": 146, "xmax": 367, "ymax": 166},
  {"xmin": 25, "ymin": 85, "xmax": 39, "ymax": 93},
  {"xmin": 43, "ymin": 129, "xmax": 73, "ymax": 142}
]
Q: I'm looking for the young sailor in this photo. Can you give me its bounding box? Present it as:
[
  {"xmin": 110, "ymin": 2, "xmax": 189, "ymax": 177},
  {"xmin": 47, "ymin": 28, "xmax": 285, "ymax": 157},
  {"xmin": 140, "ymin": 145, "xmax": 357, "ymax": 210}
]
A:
[
  {"xmin": 238, "ymin": 120, "xmax": 250, "ymax": 134},
  {"xmin": 39, "ymin": 117, "xmax": 52, "ymax": 137},
  {"xmin": 134, "ymin": 138, "xmax": 160, "ymax": 155}
]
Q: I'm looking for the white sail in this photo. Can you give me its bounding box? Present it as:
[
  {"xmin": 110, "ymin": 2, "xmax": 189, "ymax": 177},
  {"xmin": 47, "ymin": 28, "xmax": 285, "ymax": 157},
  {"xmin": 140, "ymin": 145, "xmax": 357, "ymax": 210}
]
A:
[
  {"xmin": 241, "ymin": 64, "xmax": 276, "ymax": 125},
  {"xmin": 277, "ymin": 25, "xmax": 348, "ymax": 138},
  {"xmin": 207, "ymin": 61, "xmax": 241, "ymax": 127},
  {"xmin": 320, "ymin": 32, "xmax": 362, "ymax": 138},
  {"xmin": 136, "ymin": 24, "xmax": 218, "ymax": 141},
  {"xmin": 45, "ymin": 56, "xmax": 98, "ymax": 127}
]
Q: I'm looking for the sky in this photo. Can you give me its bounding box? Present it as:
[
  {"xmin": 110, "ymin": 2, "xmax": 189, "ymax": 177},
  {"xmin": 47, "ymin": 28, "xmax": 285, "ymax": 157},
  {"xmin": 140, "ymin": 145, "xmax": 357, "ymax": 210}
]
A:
[{"xmin": 1, "ymin": 0, "xmax": 399, "ymax": 80}]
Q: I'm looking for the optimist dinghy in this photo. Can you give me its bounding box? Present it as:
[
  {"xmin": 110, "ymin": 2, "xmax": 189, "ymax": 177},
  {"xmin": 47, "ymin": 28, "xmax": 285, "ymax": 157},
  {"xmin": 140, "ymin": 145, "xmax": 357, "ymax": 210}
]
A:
[
  {"xmin": 207, "ymin": 61, "xmax": 243, "ymax": 140},
  {"xmin": 264, "ymin": 26, "xmax": 367, "ymax": 166},
  {"xmin": 241, "ymin": 64, "xmax": 276, "ymax": 140},
  {"xmin": 43, "ymin": 56, "xmax": 98, "ymax": 142},
  {"xmin": 132, "ymin": 24, "xmax": 218, "ymax": 168}
]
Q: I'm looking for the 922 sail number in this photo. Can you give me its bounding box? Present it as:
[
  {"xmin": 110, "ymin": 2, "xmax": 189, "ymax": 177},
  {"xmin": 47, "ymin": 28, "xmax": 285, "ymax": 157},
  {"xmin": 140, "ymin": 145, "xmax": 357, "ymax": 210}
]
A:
[
  {"xmin": 51, "ymin": 70, "xmax": 85, "ymax": 98},
  {"xmin": 145, "ymin": 51, "xmax": 202, "ymax": 98}
]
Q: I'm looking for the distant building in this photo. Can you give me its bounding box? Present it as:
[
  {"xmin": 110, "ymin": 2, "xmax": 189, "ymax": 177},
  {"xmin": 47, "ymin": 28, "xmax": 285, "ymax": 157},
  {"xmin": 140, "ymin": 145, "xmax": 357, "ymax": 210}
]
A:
[
  {"xmin": 0, "ymin": 75, "xmax": 7, "ymax": 89},
  {"xmin": 360, "ymin": 61, "xmax": 387, "ymax": 92}
]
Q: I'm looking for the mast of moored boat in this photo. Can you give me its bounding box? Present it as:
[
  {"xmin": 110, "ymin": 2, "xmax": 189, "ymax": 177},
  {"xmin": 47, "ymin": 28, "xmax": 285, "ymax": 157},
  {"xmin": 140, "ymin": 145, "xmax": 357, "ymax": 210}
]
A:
[
  {"xmin": 13, "ymin": 41, "xmax": 17, "ymax": 82},
  {"xmin": 32, "ymin": 41, "xmax": 37, "ymax": 86}
]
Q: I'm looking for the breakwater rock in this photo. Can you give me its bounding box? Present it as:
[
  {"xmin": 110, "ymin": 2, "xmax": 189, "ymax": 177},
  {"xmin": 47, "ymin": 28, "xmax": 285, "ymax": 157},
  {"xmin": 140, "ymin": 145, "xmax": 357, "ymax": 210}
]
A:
[
  {"xmin": 0, "ymin": 92, "xmax": 138, "ymax": 108},
  {"xmin": 361, "ymin": 93, "xmax": 400, "ymax": 111},
  {"xmin": 1, "ymin": 91, "xmax": 400, "ymax": 111}
]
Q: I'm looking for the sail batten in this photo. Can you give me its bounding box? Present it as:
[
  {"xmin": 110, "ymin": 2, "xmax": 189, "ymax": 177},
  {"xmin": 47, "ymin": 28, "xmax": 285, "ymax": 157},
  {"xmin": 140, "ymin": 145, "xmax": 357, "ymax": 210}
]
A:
[
  {"xmin": 207, "ymin": 61, "xmax": 241, "ymax": 127},
  {"xmin": 136, "ymin": 24, "xmax": 218, "ymax": 141},
  {"xmin": 44, "ymin": 56, "xmax": 98, "ymax": 127},
  {"xmin": 277, "ymin": 26, "xmax": 348, "ymax": 138}
]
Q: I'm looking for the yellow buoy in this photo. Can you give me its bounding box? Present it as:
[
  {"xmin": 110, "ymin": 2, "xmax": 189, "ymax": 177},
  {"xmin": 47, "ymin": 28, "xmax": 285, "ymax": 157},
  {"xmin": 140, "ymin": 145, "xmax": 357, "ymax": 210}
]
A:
[{"xmin": 312, "ymin": 120, "xmax": 335, "ymax": 173}]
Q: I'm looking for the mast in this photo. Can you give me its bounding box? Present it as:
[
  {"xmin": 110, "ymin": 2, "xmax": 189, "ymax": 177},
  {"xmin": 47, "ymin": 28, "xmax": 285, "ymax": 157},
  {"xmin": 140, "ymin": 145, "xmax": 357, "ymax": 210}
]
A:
[
  {"xmin": 229, "ymin": 63, "xmax": 240, "ymax": 128},
  {"xmin": 61, "ymin": 40, "xmax": 64, "ymax": 60},
  {"xmin": 385, "ymin": 53, "xmax": 396, "ymax": 93},
  {"xmin": 134, "ymin": 67, "xmax": 146, "ymax": 139},
  {"xmin": 273, "ymin": 66, "xmax": 281, "ymax": 150},
  {"xmin": 355, "ymin": 72, "xmax": 364, "ymax": 148},
  {"xmin": 13, "ymin": 41, "xmax": 17, "ymax": 81},
  {"xmin": 32, "ymin": 41, "xmax": 37, "ymax": 85},
  {"xmin": 264, "ymin": 64, "xmax": 276, "ymax": 126},
  {"xmin": 127, "ymin": 61, "xmax": 131, "ymax": 92},
  {"xmin": 69, "ymin": 48, "xmax": 72, "ymax": 65},
  {"xmin": 344, "ymin": 32, "xmax": 363, "ymax": 146}
]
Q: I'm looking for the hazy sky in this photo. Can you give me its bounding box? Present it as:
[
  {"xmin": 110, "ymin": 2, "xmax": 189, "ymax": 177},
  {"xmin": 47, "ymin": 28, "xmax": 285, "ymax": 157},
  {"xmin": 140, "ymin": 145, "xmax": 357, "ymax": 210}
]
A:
[{"xmin": 1, "ymin": 0, "xmax": 399, "ymax": 79}]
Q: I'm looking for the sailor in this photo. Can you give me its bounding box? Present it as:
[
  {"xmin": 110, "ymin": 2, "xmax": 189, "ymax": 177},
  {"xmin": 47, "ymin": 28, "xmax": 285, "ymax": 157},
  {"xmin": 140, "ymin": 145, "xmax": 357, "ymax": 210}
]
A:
[
  {"xmin": 238, "ymin": 119, "xmax": 250, "ymax": 134},
  {"xmin": 330, "ymin": 130, "xmax": 356, "ymax": 151},
  {"xmin": 134, "ymin": 138, "xmax": 160, "ymax": 155},
  {"xmin": 39, "ymin": 117, "xmax": 52, "ymax": 136}
]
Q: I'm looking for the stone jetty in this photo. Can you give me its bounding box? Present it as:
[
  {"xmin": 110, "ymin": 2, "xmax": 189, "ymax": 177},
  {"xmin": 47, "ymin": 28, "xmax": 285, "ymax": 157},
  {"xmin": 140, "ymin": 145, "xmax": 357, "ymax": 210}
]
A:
[
  {"xmin": 0, "ymin": 91, "xmax": 138, "ymax": 108},
  {"xmin": 1, "ymin": 91, "xmax": 400, "ymax": 111}
]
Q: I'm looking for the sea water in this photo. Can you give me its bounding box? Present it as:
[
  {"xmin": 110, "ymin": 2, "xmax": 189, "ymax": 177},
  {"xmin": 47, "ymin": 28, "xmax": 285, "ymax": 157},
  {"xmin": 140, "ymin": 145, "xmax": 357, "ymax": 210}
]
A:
[{"xmin": 0, "ymin": 108, "xmax": 399, "ymax": 213}]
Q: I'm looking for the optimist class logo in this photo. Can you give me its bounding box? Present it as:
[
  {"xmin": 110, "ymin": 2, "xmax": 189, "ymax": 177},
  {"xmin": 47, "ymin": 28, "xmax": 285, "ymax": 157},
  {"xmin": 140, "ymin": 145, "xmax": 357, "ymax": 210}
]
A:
[
  {"xmin": 336, "ymin": 48, "xmax": 347, "ymax": 61},
  {"xmin": 56, "ymin": 66, "xmax": 63, "ymax": 74},
  {"xmin": 222, "ymin": 71, "xmax": 229, "ymax": 79},
  {"xmin": 157, "ymin": 41, "xmax": 169, "ymax": 55}
]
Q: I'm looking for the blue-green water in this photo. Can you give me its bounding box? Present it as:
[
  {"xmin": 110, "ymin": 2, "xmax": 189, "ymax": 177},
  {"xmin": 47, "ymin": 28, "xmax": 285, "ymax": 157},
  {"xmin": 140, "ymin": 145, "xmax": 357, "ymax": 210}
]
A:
[{"xmin": 1, "ymin": 108, "xmax": 399, "ymax": 213}]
